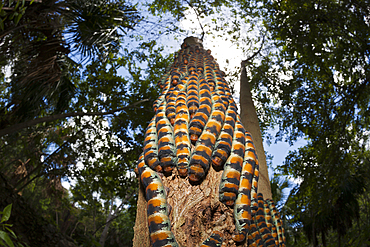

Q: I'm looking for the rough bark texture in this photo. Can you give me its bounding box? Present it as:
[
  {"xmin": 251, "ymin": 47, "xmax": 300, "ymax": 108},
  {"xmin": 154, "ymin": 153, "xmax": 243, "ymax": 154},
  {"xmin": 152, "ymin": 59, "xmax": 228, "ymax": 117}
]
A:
[
  {"xmin": 239, "ymin": 64, "xmax": 272, "ymax": 200},
  {"xmin": 133, "ymin": 181, "xmax": 151, "ymax": 247},
  {"xmin": 133, "ymin": 168, "xmax": 252, "ymax": 247}
]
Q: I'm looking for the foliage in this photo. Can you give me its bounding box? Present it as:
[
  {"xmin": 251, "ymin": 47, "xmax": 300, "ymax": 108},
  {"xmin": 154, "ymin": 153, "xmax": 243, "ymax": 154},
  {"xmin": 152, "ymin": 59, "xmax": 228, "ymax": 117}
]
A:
[
  {"xmin": 1, "ymin": 0, "xmax": 370, "ymax": 246},
  {"xmin": 0, "ymin": 204, "xmax": 15, "ymax": 247},
  {"xmin": 0, "ymin": 204, "xmax": 27, "ymax": 247},
  {"xmin": 243, "ymin": 0, "xmax": 370, "ymax": 245}
]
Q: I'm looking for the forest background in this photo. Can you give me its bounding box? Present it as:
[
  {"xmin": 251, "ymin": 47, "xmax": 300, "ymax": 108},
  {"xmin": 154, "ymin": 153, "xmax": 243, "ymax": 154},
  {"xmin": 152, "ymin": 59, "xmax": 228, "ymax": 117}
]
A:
[{"xmin": 0, "ymin": 0, "xmax": 369, "ymax": 247}]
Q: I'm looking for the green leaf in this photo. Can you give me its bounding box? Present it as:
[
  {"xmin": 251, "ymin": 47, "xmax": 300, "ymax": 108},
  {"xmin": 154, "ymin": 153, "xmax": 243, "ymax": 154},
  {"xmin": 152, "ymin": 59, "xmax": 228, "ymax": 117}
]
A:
[
  {"xmin": 4, "ymin": 228, "xmax": 16, "ymax": 239},
  {"xmin": 1, "ymin": 204, "xmax": 12, "ymax": 223},
  {"xmin": 15, "ymin": 0, "xmax": 20, "ymax": 10},
  {"xmin": 14, "ymin": 12, "xmax": 21, "ymax": 25},
  {"xmin": 0, "ymin": 230, "xmax": 14, "ymax": 247}
]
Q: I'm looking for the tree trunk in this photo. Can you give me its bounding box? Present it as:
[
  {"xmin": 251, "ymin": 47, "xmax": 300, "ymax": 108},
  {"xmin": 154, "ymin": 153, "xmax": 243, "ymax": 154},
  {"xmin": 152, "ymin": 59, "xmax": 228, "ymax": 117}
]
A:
[
  {"xmin": 99, "ymin": 200, "xmax": 113, "ymax": 247},
  {"xmin": 239, "ymin": 63, "xmax": 272, "ymax": 200},
  {"xmin": 133, "ymin": 168, "xmax": 248, "ymax": 246},
  {"xmin": 132, "ymin": 37, "xmax": 274, "ymax": 247}
]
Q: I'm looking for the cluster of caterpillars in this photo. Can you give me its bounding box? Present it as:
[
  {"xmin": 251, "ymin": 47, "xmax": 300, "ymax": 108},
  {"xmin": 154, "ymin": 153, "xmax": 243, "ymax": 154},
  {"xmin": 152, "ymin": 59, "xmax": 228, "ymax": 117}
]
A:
[{"xmin": 136, "ymin": 38, "xmax": 286, "ymax": 247}]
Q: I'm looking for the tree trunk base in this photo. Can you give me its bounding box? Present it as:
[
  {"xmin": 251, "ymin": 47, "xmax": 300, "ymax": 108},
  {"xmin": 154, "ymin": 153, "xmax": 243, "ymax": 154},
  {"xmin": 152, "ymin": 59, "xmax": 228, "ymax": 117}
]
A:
[{"xmin": 133, "ymin": 167, "xmax": 248, "ymax": 247}]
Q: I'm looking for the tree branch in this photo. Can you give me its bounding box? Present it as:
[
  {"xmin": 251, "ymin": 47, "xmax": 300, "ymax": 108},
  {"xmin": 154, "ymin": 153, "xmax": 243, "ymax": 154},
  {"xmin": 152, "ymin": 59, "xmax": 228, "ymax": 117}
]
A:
[
  {"xmin": 242, "ymin": 32, "xmax": 266, "ymax": 66},
  {"xmin": 184, "ymin": 0, "xmax": 205, "ymax": 40},
  {"xmin": 92, "ymin": 193, "xmax": 134, "ymax": 236},
  {"xmin": 0, "ymin": 99, "xmax": 149, "ymax": 137}
]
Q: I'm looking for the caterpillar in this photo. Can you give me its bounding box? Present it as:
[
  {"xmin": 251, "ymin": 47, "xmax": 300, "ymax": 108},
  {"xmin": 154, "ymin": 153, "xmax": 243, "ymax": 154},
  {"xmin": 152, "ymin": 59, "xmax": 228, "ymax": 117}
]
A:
[
  {"xmin": 255, "ymin": 193, "xmax": 275, "ymax": 246},
  {"xmin": 266, "ymin": 199, "xmax": 286, "ymax": 246},
  {"xmin": 264, "ymin": 200, "xmax": 278, "ymax": 245},
  {"xmin": 156, "ymin": 100, "xmax": 176, "ymax": 173},
  {"xmin": 171, "ymin": 71, "xmax": 180, "ymax": 86},
  {"xmin": 137, "ymin": 154, "xmax": 179, "ymax": 247},
  {"xmin": 186, "ymin": 74, "xmax": 199, "ymax": 119},
  {"xmin": 143, "ymin": 116, "xmax": 161, "ymax": 172},
  {"xmin": 136, "ymin": 37, "xmax": 287, "ymax": 247},
  {"xmin": 247, "ymin": 214, "xmax": 263, "ymax": 247},
  {"xmin": 165, "ymin": 87, "xmax": 178, "ymax": 126},
  {"xmin": 199, "ymin": 231, "xmax": 223, "ymax": 247},
  {"xmin": 212, "ymin": 100, "xmax": 238, "ymax": 170},
  {"xmin": 247, "ymin": 130, "xmax": 260, "ymax": 211},
  {"xmin": 174, "ymin": 91, "xmax": 191, "ymax": 177},
  {"xmin": 189, "ymin": 77, "xmax": 212, "ymax": 144},
  {"xmin": 232, "ymin": 131, "xmax": 258, "ymax": 243},
  {"xmin": 188, "ymin": 93, "xmax": 226, "ymax": 182},
  {"xmin": 218, "ymin": 119, "xmax": 245, "ymax": 206}
]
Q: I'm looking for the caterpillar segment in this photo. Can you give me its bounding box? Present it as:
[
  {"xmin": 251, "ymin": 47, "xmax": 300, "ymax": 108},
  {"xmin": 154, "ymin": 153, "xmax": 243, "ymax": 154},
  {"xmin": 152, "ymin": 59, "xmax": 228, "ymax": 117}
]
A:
[
  {"xmin": 136, "ymin": 155, "xmax": 179, "ymax": 247},
  {"xmin": 176, "ymin": 76, "xmax": 188, "ymax": 92},
  {"xmin": 188, "ymin": 94, "xmax": 226, "ymax": 182},
  {"xmin": 174, "ymin": 91, "xmax": 191, "ymax": 177},
  {"xmin": 188, "ymin": 52, "xmax": 197, "ymax": 74},
  {"xmin": 212, "ymin": 101, "xmax": 237, "ymax": 169},
  {"xmin": 255, "ymin": 194, "xmax": 275, "ymax": 246},
  {"xmin": 219, "ymin": 119, "xmax": 245, "ymax": 207},
  {"xmin": 245, "ymin": 130, "xmax": 260, "ymax": 210},
  {"xmin": 186, "ymin": 74, "xmax": 200, "ymax": 119},
  {"xmin": 156, "ymin": 101, "xmax": 177, "ymax": 174},
  {"xmin": 247, "ymin": 213, "xmax": 264, "ymax": 247},
  {"xmin": 214, "ymin": 75, "xmax": 228, "ymax": 108},
  {"xmin": 204, "ymin": 62, "xmax": 215, "ymax": 91},
  {"xmin": 266, "ymin": 200, "xmax": 286, "ymax": 246},
  {"xmin": 144, "ymin": 116, "xmax": 161, "ymax": 172},
  {"xmin": 264, "ymin": 200, "xmax": 278, "ymax": 245},
  {"xmin": 157, "ymin": 70, "xmax": 171, "ymax": 90},
  {"xmin": 171, "ymin": 71, "xmax": 180, "ymax": 86},
  {"xmin": 189, "ymin": 77, "xmax": 212, "ymax": 144},
  {"xmin": 199, "ymin": 231, "xmax": 223, "ymax": 247},
  {"xmin": 196, "ymin": 52, "xmax": 205, "ymax": 75},
  {"xmin": 179, "ymin": 61, "xmax": 188, "ymax": 77},
  {"xmin": 231, "ymin": 129, "xmax": 258, "ymax": 243},
  {"xmin": 165, "ymin": 88, "xmax": 178, "ymax": 126}
]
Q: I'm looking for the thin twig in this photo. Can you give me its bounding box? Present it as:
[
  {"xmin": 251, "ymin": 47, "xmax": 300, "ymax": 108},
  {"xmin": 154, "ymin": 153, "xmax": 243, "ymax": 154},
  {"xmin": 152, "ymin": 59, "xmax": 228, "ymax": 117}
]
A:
[{"xmin": 184, "ymin": 0, "xmax": 205, "ymax": 40}]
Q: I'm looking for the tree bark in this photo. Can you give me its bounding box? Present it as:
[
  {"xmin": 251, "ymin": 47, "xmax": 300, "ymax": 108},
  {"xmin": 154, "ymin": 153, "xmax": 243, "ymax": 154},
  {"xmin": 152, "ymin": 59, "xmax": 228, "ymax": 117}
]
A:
[
  {"xmin": 239, "ymin": 63, "xmax": 272, "ymax": 199},
  {"xmin": 133, "ymin": 168, "xmax": 250, "ymax": 246}
]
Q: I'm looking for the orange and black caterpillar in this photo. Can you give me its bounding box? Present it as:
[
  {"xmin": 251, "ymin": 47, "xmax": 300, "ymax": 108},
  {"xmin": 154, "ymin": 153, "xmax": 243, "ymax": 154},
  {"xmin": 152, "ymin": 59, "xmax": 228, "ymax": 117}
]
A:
[
  {"xmin": 264, "ymin": 200, "xmax": 278, "ymax": 245},
  {"xmin": 211, "ymin": 100, "xmax": 237, "ymax": 169},
  {"xmin": 143, "ymin": 116, "xmax": 161, "ymax": 172},
  {"xmin": 255, "ymin": 193, "xmax": 276, "ymax": 246},
  {"xmin": 188, "ymin": 93, "xmax": 226, "ymax": 182},
  {"xmin": 218, "ymin": 119, "xmax": 245, "ymax": 206},
  {"xmin": 165, "ymin": 86, "xmax": 178, "ymax": 126},
  {"xmin": 189, "ymin": 76, "xmax": 212, "ymax": 144},
  {"xmin": 174, "ymin": 91, "xmax": 191, "ymax": 177},
  {"xmin": 232, "ymin": 131, "xmax": 258, "ymax": 243},
  {"xmin": 199, "ymin": 231, "xmax": 223, "ymax": 247},
  {"xmin": 186, "ymin": 74, "xmax": 199, "ymax": 119},
  {"xmin": 266, "ymin": 199, "xmax": 286, "ymax": 246},
  {"xmin": 156, "ymin": 100, "xmax": 176, "ymax": 173},
  {"xmin": 136, "ymin": 154, "xmax": 179, "ymax": 247}
]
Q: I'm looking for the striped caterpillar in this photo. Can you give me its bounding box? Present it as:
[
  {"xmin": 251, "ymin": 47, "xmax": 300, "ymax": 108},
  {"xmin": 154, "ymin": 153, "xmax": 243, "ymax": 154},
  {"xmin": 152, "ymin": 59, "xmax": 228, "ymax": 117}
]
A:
[{"xmin": 135, "ymin": 37, "xmax": 286, "ymax": 247}]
